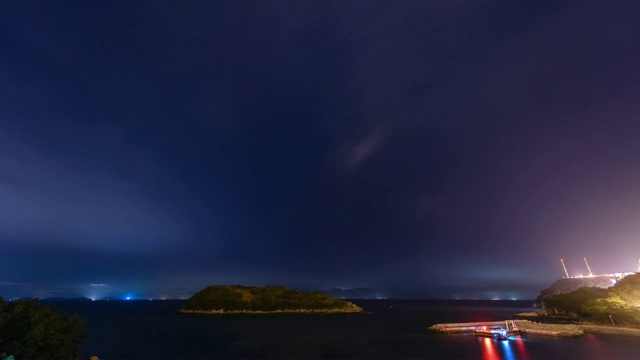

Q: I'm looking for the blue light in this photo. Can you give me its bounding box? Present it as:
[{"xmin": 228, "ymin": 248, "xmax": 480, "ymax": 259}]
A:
[{"xmin": 501, "ymin": 337, "xmax": 515, "ymax": 360}]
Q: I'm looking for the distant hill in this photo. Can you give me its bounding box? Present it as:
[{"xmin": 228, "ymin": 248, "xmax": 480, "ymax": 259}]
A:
[
  {"xmin": 9, "ymin": 297, "xmax": 93, "ymax": 302},
  {"xmin": 179, "ymin": 285, "xmax": 365, "ymax": 314},
  {"xmin": 41, "ymin": 297, "xmax": 93, "ymax": 302}
]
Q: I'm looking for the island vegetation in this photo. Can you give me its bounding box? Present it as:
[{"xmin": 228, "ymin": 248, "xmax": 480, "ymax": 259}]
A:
[
  {"xmin": 0, "ymin": 298, "xmax": 87, "ymax": 359},
  {"xmin": 179, "ymin": 285, "xmax": 365, "ymax": 314},
  {"xmin": 537, "ymin": 273, "xmax": 640, "ymax": 326}
]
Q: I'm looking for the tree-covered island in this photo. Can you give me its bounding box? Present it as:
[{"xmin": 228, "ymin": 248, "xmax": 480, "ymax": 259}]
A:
[{"xmin": 179, "ymin": 285, "xmax": 365, "ymax": 314}]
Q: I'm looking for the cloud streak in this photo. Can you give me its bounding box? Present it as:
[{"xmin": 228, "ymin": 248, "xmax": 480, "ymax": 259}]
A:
[{"xmin": 345, "ymin": 127, "xmax": 385, "ymax": 170}]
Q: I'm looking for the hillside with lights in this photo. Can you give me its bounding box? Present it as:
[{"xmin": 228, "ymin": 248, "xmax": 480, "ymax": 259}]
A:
[
  {"xmin": 537, "ymin": 272, "xmax": 640, "ymax": 325},
  {"xmin": 535, "ymin": 276, "xmax": 618, "ymax": 306},
  {"xmin": 535, "ymin": 258, "xmax": 637, "ymax": 306}
]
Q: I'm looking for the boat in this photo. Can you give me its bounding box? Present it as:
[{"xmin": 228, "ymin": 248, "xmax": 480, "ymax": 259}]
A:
[{"xmin": 475, "ymin": 326, "xmax": 509, "ymax": 340}]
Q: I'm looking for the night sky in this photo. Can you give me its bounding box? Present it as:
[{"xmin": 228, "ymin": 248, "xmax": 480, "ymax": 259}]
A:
[{"xmin": 2, "ymin": 1, "xmax": 640, "ymax": 300}]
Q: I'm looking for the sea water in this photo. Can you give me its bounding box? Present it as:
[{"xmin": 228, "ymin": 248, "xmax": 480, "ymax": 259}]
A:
[{"xmin": 49, "ymin": 299, "xmax": 639, "ymax": 359}]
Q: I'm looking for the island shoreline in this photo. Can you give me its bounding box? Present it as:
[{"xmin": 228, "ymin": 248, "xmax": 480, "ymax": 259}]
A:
[{"xmin": 178, "ymin": 307, "xmax": 365, "ymax": 315}]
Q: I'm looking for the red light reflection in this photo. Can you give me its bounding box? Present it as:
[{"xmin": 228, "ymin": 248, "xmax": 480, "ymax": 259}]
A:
[
  {"xmin": 512, "ymin": 335, "xmax": 529, "ymax": 360},
  {"xmin": 480, "ymin": 337, "xmax": 500, "ymax": 360}
]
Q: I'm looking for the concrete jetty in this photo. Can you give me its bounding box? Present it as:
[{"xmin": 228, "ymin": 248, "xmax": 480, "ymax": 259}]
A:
[
  {"xmin": 428, "ymin": 320, "xmax": 583, "ymax": 337},
  {"xmin": 428, "ymin": 321, "xmax": 515, "ymax": 334}
]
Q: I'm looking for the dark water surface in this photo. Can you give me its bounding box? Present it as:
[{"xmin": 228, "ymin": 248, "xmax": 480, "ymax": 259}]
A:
[{"xmin": 50, "ymin": 299, "xmax": 638, "ymax": 359}]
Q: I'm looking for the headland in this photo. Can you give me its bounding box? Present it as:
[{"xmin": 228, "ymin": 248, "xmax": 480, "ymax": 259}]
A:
[{"xmin": 430, "ymin": 271, "xmax": 640, "ymax": 338}]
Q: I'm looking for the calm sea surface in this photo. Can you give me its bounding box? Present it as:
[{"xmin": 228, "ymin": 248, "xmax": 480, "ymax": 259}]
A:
[{"xmin": 49, "ymin": 299, "xmax": 638, "ymax": 359}]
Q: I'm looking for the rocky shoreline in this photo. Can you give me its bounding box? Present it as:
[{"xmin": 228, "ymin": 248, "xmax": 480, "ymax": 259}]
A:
[
  {"xmin": 513, "ymin": 320, "xmax": 583, "ymax": 337},
  {"xmin": 516, "ymin": 321, "xmax": 640, "ymax": 337},
  {"xmin": 580, "ymin": 324, "xmax": 640, "ymax": 336},
  {"xmin": 178, "ymin": 306, "xmax": 365, "ymax": 315},
  {"xmin": 511, "ymin": 312, "xmax": 640, "ymax": 337}
]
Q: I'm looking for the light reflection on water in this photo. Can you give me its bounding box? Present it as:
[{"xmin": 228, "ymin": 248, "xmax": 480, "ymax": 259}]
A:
[
  {"xmin": 479, "ymin": 337, "xmax": 499, "ymax": 360},
  {"xmin": 500, "ymin": 338, "xmax": 515, "ymax": 360},
  {"xmin": 512, "ymin": 335, "xmax": 530, "ymax": 360},
  {"xmin": 479, "ymin": 335, "xmax": 530, "ymax": 360}
]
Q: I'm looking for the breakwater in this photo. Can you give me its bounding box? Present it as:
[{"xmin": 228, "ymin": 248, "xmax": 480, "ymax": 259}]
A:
[{"xmin": 428, "ymin": 320, "xmax": 583, "ymax": 337}]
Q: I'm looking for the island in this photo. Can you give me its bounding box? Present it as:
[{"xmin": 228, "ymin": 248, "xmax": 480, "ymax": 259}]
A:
[{"xmin": 178, "ymin": 285, "xmax": 365, "ymax": 314}]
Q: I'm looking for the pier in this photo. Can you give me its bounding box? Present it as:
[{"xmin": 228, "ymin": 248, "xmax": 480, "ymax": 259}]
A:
[
  {"xmin": 429, "ymin": 320, "xmax": 516, "ymax": 334},
  {"xmin": 428, "ymin": 319, "xmax": 583, "ymax": 337}
]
